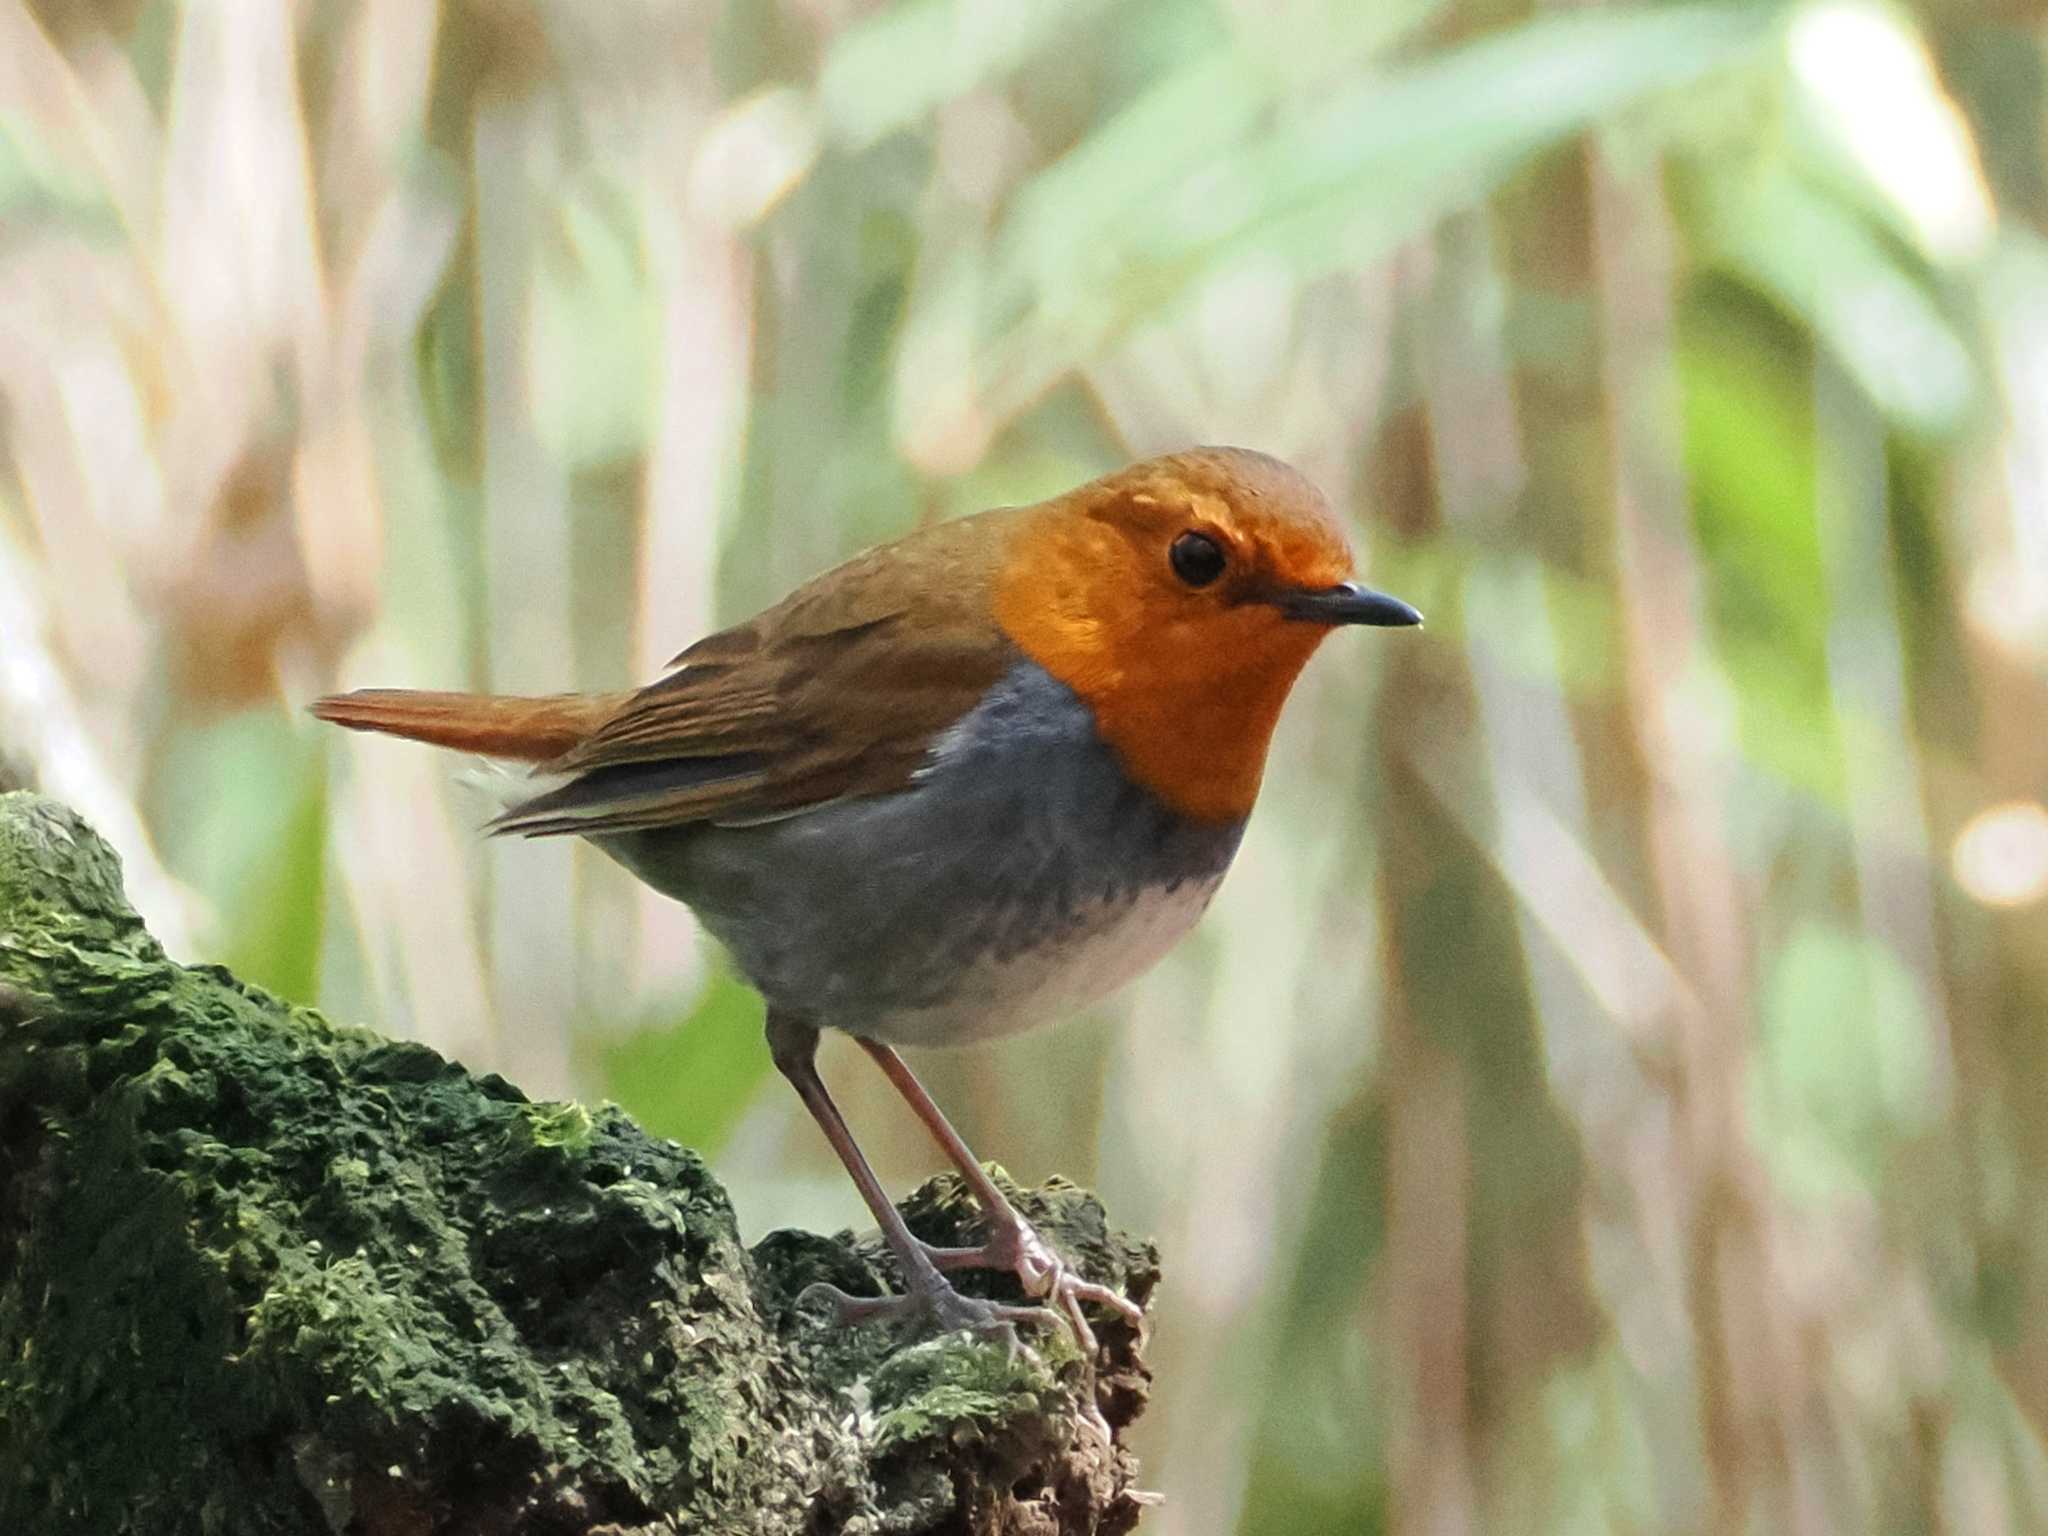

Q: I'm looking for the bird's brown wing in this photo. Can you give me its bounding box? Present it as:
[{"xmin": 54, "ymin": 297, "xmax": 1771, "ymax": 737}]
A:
[{"xmin": 494, "ymin": 513, "xmax": 1022, "ymax": 838}]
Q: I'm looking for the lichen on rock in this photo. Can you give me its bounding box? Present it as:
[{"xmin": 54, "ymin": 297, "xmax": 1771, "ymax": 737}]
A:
[{"xmin": 0, "ymin": 793, "xmax": 1158, "ymax": 1534}]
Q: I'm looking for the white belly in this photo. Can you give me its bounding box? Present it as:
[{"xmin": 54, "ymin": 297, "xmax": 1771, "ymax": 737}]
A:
[{"xmin": 861, "ymin": 876, "xmax": 1222, "ymax": 1048}]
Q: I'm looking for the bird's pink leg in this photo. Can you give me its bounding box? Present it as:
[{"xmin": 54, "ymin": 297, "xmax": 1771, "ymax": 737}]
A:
[
  {"xmin": 854, "ymin": 1038, "xmax": 1146, "ymax": 1355},
  {"xmin": 768, "ymin": 1012, "xmax": 1056, "ymax": 1344}
]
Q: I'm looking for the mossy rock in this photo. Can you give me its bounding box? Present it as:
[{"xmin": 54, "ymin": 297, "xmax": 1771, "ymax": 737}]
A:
[{"xmin": 0, "ymin": 793, "xmax": 1158, "ymax": 1534}]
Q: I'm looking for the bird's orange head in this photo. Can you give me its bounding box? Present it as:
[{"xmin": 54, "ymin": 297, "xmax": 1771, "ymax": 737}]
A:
[{"xmin": 992, "ymin": 447, "xmax": 1420, "ymax": 823}]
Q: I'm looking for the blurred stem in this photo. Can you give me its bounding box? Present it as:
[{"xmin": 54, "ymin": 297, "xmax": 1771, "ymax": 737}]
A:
[
  {"xmin": 1370, "ymin": 219, "xmax": 1602, "ymax": 1533},
  {"xmin": 1591, "ymin": 142, "xmax": 1797, "ymax": 1536}
]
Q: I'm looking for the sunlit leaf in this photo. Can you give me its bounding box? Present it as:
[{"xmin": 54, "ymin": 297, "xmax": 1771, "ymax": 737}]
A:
[
  {"xmin": 1700, "ymin": 164, "xmax": 1980, "ymax": 434},
  {"xmin": 1679, "ymin": 282, "xmax": 1845, "ymax": 802},
  {"xmin": 934, "ymin": 2, "xmax": 1787, "ymax": 424},
  {"xmin": 818, "ymin": 0, "xmax": 1105, "ymax": 149}
]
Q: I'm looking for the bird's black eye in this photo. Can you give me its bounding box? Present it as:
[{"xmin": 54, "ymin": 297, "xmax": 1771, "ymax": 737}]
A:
[{"xmin": 1169, "ymin": 531, "xmax": 1226, "ymax": 588}]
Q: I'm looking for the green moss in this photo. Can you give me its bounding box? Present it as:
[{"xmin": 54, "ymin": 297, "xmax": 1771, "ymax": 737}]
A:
[
  {"xmin": 0, "ymin": 793, "xmax": 1154, "ymax": 1534},
  {"xmin": 870, "ymin": 1343, "xmax": 1062, "ymax": 1451},
  {"xmin": 515, "ymin": 1098, "xmax": 598, "ymax": 1151}
]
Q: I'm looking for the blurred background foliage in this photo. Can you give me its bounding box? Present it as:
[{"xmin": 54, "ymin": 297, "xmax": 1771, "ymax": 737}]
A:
[{"xmin": 3, "ymin": 0, "xmax": 2047, "ymax": 1530}]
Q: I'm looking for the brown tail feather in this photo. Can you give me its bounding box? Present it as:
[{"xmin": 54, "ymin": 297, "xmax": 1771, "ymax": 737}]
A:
[{"xmin": 309, "ymin": 689, "xmax": 626, "ymax": 763}]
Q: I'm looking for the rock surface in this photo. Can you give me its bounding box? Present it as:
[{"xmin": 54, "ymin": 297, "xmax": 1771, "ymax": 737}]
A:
[{"xmin": 0, "ymin": 793, "xmax": 1157, "ymax": 1534}]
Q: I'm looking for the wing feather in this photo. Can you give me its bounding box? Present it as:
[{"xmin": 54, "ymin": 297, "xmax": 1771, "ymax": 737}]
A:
[{"xmin": 491, "ymin": 512, "xmax": 1022, "ymax": 838}]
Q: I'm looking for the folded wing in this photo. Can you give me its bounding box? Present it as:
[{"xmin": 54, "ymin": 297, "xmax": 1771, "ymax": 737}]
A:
[{"xmin": 493, "ymin": 516, "xmax": 1020, "ymax": 837}]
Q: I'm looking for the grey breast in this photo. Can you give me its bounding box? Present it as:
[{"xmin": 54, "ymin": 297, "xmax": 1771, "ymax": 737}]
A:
[{"xmin": 597, "ymin": 658, "xmax": 1245, "ymax": 1034}]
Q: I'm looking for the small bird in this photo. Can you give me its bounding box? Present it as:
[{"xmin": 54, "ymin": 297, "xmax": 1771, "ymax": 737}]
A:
[{"xmin": 313, "ymin": 447, "xmax": 1420, "ymax": 1354}]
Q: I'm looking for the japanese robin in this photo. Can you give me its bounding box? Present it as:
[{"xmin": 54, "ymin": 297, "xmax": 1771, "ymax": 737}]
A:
[{"xmin": 313, "ymin": 446, "xmax": 1421, "ymax": 1355}]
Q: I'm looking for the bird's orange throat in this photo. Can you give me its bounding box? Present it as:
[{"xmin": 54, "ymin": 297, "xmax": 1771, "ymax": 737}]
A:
[
  {"xmin": 991, "ymin": 514, "xmax": 1330, "ymax": 824},
  {"xmin": 1065, "ymin": 642, "xmax": 1322, "ymax": 823}
]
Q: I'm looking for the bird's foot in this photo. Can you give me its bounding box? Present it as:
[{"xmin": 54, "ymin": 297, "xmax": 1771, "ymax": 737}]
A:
[
  {"xmin": 798, "ymin": 1268, "xmax": 1117, "ymax": 1446},
  {"xmin": 797, "ymin": 1272, "xmax": 1059, "ymax": 1357},
  {"xmin": 921, "ymin": 1217, "xmax": 1145, "ymax": 1358}
]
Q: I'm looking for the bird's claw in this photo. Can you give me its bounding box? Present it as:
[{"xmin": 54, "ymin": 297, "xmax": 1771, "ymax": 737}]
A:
[
  {"xmin": 796, "ymin": 1277, "xmax": 1060, "ymax": 1359},
  {"xmin": 920, "ymin": 1219, "xmax": 1146, "ymax": 1356}
]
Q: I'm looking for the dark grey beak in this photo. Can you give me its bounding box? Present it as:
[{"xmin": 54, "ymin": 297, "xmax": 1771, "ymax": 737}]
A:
[{"xmin": 1277, "ymin": 581, "xmax": 1423, "ymax": 627}]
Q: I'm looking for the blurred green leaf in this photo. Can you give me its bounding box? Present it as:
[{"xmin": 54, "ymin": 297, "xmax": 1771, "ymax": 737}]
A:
[
  {"xmin": 148, "ymin": 712, "xmax": 328, "ymax": 1005},
  {"xmin": 0, "ymin": 114, "xmax": 118, "ymax": 237},
  {"xmin": 590, "ymin": 968, "xmax": 771, "ymax": 1154},
  {"xmin": 1701, "ymin": 164, "xmax": 1979, "ymax": 435},
  {"xmin": 1495, "ymin": 1348, "xmax": 1659, "ymax": 1536},
  {"xmin": 1752, "ymin": 920, "xmax": 1937, "ymax": 1203},
  {"xmin": 819, "ymin": 0, "xmax": 1105, "ymax": 149},
  {"xmin": 1238, "ymin": 1095, "xmax": 1391, "ymax": 1536},
  {"xmin": 530, "ymin": 176, "xmax": 661, "ymax": 470},
  {"xmin": 1679, "ymin": 283, "xmax": 1845, "ymax": 803},
  {"xmin": 947, "ymin": 1, "xmax": 1787, "ymax": 421}
]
